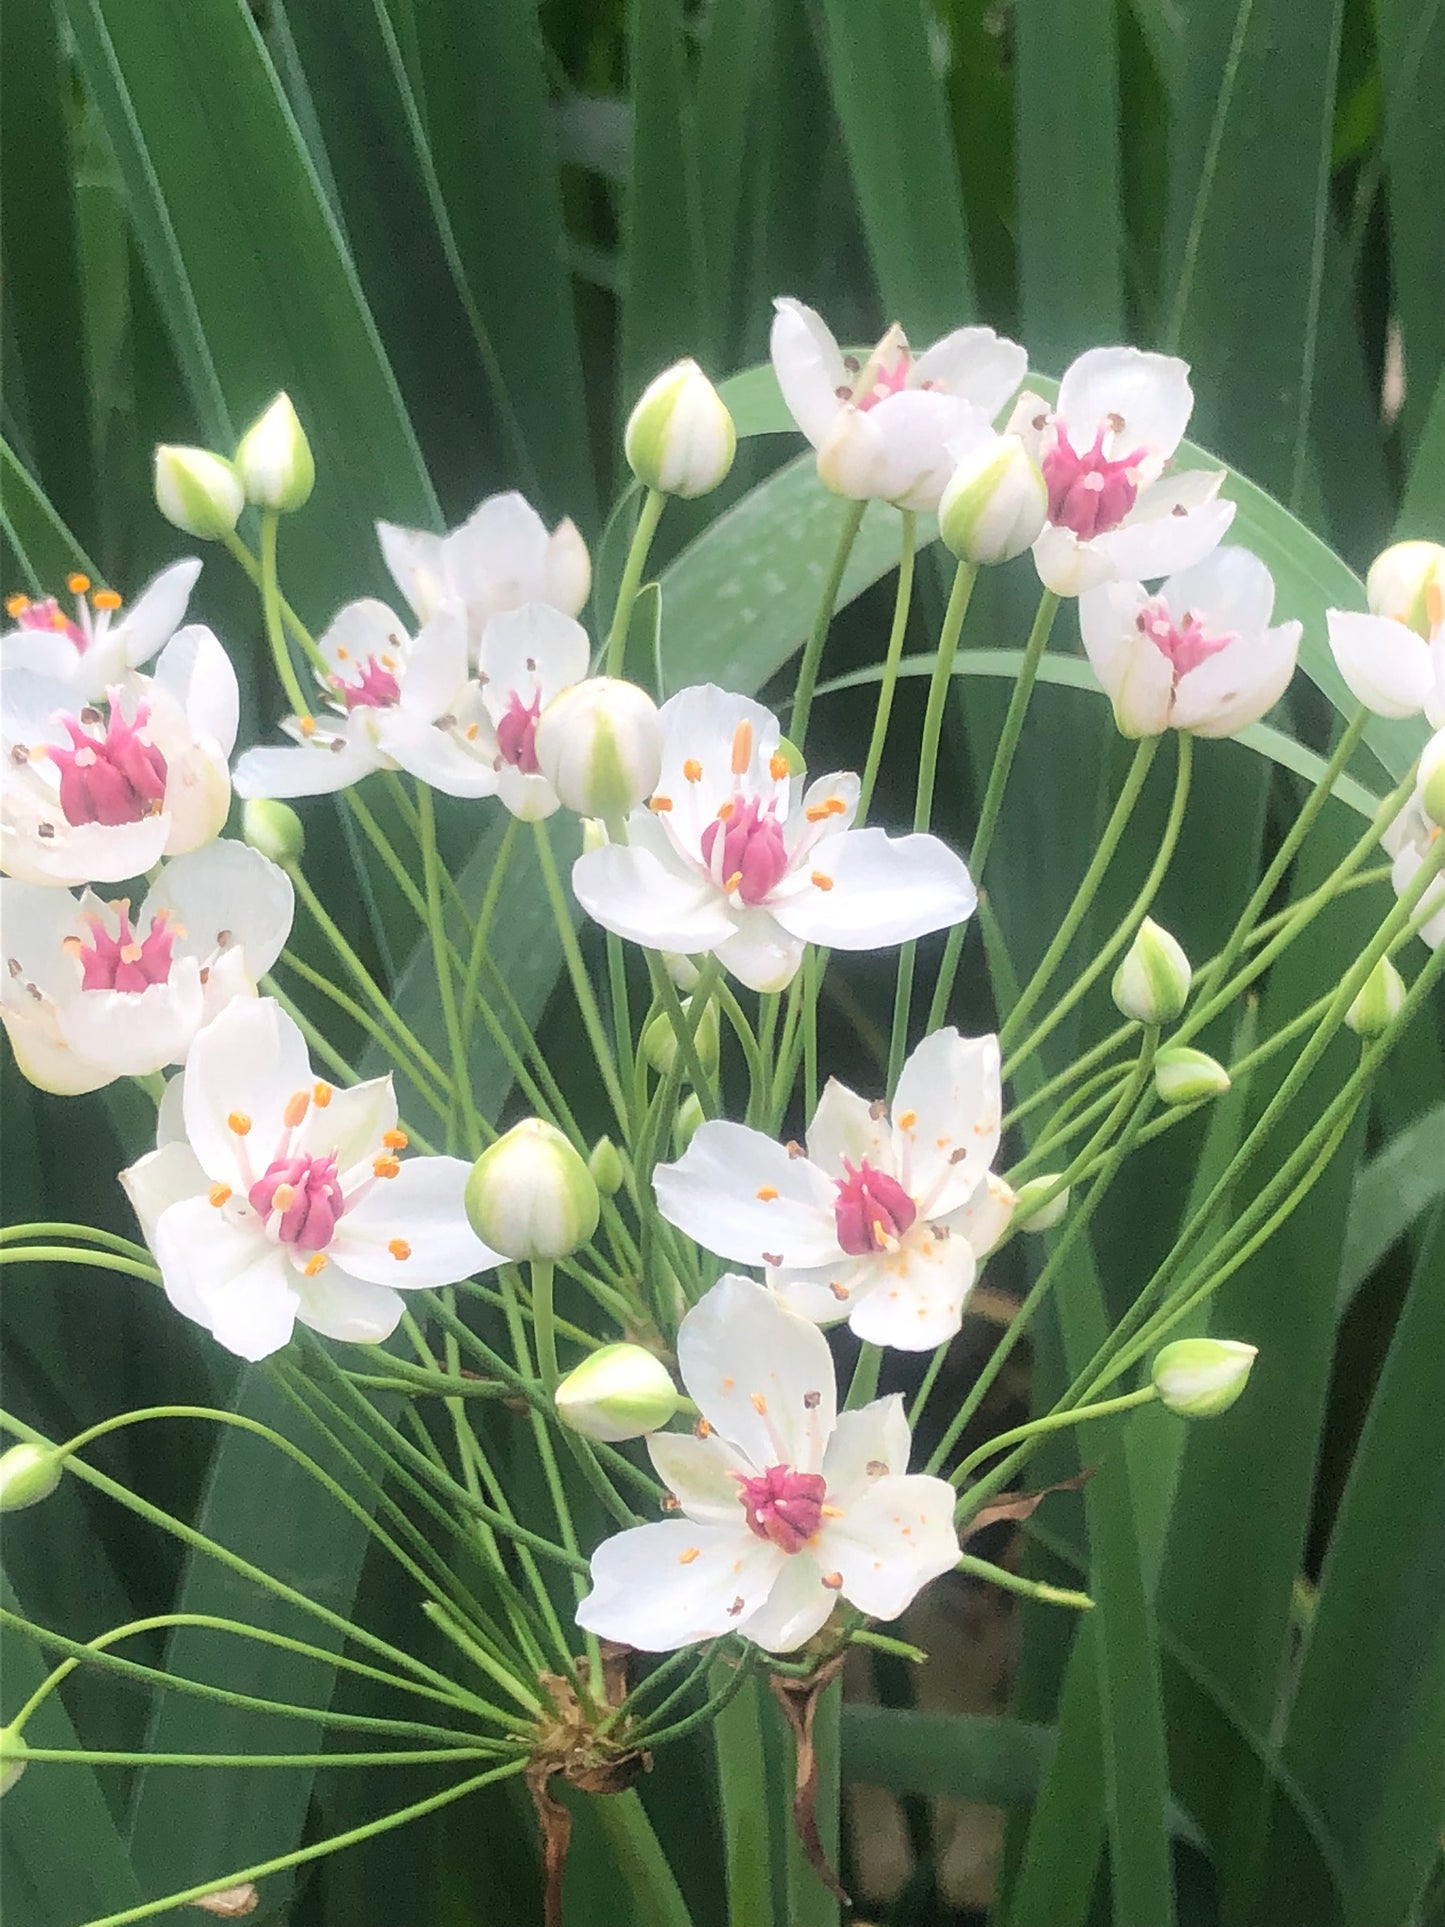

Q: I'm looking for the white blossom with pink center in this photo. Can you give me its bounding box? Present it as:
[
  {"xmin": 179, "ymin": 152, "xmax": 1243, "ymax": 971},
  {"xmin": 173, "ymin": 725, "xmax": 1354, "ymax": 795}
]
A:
[
  {"xmin": 1078, "ymin": 547, "xmax": 1301, "ymax": 738},
  {"xmin": 770, "ymin": 298, "xmax": 1028, "ymax": 511},
  {"xmin": 1382, "ymin": 784, "xmax": 1445, "ymax": 951},
  {"xmin": 233, "ymin": 597, "xmax": 589, "ymax": 818},
  {"xmin": 570, "ymin": 686, "xmax": 977, "ymax": 992},
  {"xmin": 0, "ymin": 840, "xmax": 293, "ymax": 1095},
  {"xmin": 121, "ymin": 998, "xmax": 500, "ymax": 1360},
  {"xmin": 575, "ymin": 1275, "xmax": 960, "ymax": 1653},
  {"xmin": 654, "ymin": 1030, "xmax": 1014, "ymax": 1351},
  {"xmin": 2, "ymin": 628, "xmax": 239, "ymax": 888},
  {"xmin": 376, "ymin": 491, "xmax": 591, "ymax": 662},
  {"xmin": 2, "ymin": 561, "xmax": 201, "ymax": 704},
  {"xmin": 1007, "ymin": 347, "xmax": 1235, "ymax": 597}
]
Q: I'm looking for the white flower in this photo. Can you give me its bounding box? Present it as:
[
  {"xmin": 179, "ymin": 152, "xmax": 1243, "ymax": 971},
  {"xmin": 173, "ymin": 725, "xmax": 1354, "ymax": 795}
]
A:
[
  {"xmin": 575, "ymin": 1275, "xmax": 960, "ymax": 1653},
  {"xmin": 1383, "ymin": 788, "xmax": 1445, "ymax": 950},
  {"xmin": 1, "ymin": 841, "xmax": 292, "ymax": 1095},
  {"xmin": 770, "ymin": 298, "xmax": 1027, "ymax": 512},
  {"xmin": 120, "ymin": 998, "xmax": 499, "ymax": 1360},
  {"xmin": 654, "ymin": 1030, "xmax": 1014, "ymax": 1351},
  {"xmin": 1326, "ymin": 549, "xmax": 1444, "ymax": 722},
  {"xmin": 233, "ymin": 599, "xmax": 590, "ymax": 817},
  {"xmin": 2, "ymin": 562, "xmax": 202, "ymax": 703},
  {"xmin": 1009, "ymin": 347, "xmax": 1235, "ymax": 597},
  {"xmin": 2, "ymin": 628, "xmax": 239, "ymax": 887},
  {"xmin": 570, "ymin": 686, "xmax": 977, "ymax": 991},
  {"xmin": 377, "ymin": 492, "xmax": 591, "ymax": 660},
  {"xmin": 1080, "ymin": 547, "xmax": 1300, "ymax": 738}
]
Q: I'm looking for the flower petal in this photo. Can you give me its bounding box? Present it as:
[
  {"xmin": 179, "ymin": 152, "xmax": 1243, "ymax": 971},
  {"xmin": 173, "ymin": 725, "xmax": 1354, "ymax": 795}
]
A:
[
  {"xmin": 495, "ymin": 761, "xmax": 561, "ymax": 821},
  {"xmin": 773, "ymin": 829, "xmax": 976, "ymax": 948},
  {"xmin": 571, "ymin": 840, "xmax": 736, "ymax": 951},
  {"xmin": 1056, "ymin": 347, "xmax": 1193, "ymax": 460},
  {"xmin": 121, "ymin": 1140, "xmax": 208, "ymax": 1246},
  {"xmin": 1032, "ymin": 523, "xmax": 1116, "ymax": 597},
  {"xmin": 712, "ymin": 910, "xmax": 804, "ymax": 991},
  {"xmin": 817, "ymin": 1472, "xmax": 960, "ymax": 1619},
  {"xmin": 1078, "ymin": 578, "xmax": 1151, "ymax": 700},
  {"xmin": 1171, "ymin": 621, "xmax": 1301, "ymax": 737},
  {"xmin": 373, "ymin": 706, "xmax": 499, "ymax": 799},
  {"xmin": 154, "ymin": 1194, "xmax": 299, "ymax": 1359},
  {"xmin": 866, "ymin": 390, "xmax": 984, "ymax": 511},
  {"xmin": 1097, "ymin": 473, "xmax": 1235, "ymax": 581},
  {"xmin": 945, "ymin": 1171, "xmax": 1017, "ymax": 1257},
  {"xmin": 805, "ymin": 1076, "xmax": 890, "ymax": 1176},
  {"xmin": 294, "ymin": 1260, "xmax": 405, "ymax": 1344},
  {"xmin": 153, "ymin": 626, "xmax": 240, "ymax": 759},
  {"xmin": 647, "ymin": 1431, "xmax": 750, "ymax": 1526},
  {"xmin": 59, "ymin": 969, "xmax": 205, "ymax": 1078},
  {"xmin": 333, "ymin": 1154, "xmax": 500, "ymax": 1288},
  {"xmin": 478, "ymin": 602, "xmax": 590, "ymax": 709},
  {"xmin": 316, "ymin": 600, "xmax": 406, "ymax": 680},
  {"xmin": 845, "ymin": 1229, "xmax": 977, "ymax": 1352},
  {"xmin": 376, "ymin": 521, "xmax": 447, "ymax": 624},
  {"xmin": 894, "ymin": 1028, "xmax": 1001, "ymax": 1216},
  {"xmin": 655, "ymin": 684, "xmax": 784, "ymax": 830},
  {"xmin": 446, "ymin": 493, "xmax": 551, "ymax": 626},
  {"xmin": 144, "ymin": 840, "xmax": 295, "ymax": 983},
  {"xmin": 912, "ymin": 327, "xmax": 1028, "ymax": 419},
  {"xmin": 654, "ymin": 1123, "xmax": 841, "ymax": 1269},
  {"xmin": 120, "ymin": 559, "xmax": 204, "ymax": 670},
  {"xmin": 543, "ymin": 519, "xmax": 592, "ymax": 619},
  {"xmin": 398, "ymin": 598, "xmax": 469, "ymax": 719},
  {"xmin": 821, "ymin": 1396, "xmax": 911, "ymax": 1500},
  {"xmin": 1100, "ymin": 629, "xmax": 1175, "ymax": 736},
  {"xmin": 1326, "ymin": 611, "xmax": 1434, "ymax": 719},
  {"xmin": 182, "ymin": 996, "xmax": 311, "ymax": 1189},
  {"xmin": 739, "ymin": 1555, "xmax": 838, "ymax": 1653},
  {"xmin": 770, "ymin": 298, "xmax": 847, "ymax": 447},
  {"xmin": 295, "ymin": 1073, "xmax": 397, "ymax": 1168},
  {"xmin": 576, "ymin": 1520, "xmax": 783, "ymax": 1651},
  {"xmin": 233, "ymin": 737, "xmax": 383, "ymax": 799},
  {"xmin": 678, "ymin": 1274, "xmax": 837, "ymax": 1474},
  {"xmin": 1160, "ymin": 544, "xmax": 1277, "ymax": 638}
]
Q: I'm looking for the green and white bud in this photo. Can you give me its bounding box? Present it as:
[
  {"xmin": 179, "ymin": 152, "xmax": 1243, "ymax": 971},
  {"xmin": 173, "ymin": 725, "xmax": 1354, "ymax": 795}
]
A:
[
  {"xmin": 1153, "ymin": 1046, "xmax": 1231, "ymax": 1106},
  {"xmin": 1419, "ymin": 727, "xmax": 1445, "ymax": 830},
  {"xmin": 673, "ymin": 1091, "xmax": 705, "ymax": 1154},
  {"xmin": 242, "ymin": 796, "xmax": 305, "ymax": 866},
  {"xmin": 624, "ymin": 359, "xmax": 737, "ymax": 499},
  {"xmin": 1345, "ymin": 954, "xmax": 1407, "ymax": 1039},
  {"xmin": 465, "ymin": 1120, "xmax": 599, "ymax": 1261},
  {"xmin": 662, "ymin": 951, "xmax": 701, "ymax": 991},
  {"xmin": 938, "ymin": 432, "xmax": 1048, "ymax": 565},
  {"xmin": 642, "ymin": 997, "xmax": 720, "ymax": 1080},
  {"xmin": 1013, "ymin": 1174, "xmax": 1070, "ymax": 1231},
  {"xmin": 581, "ymin": 817, "xmax": 607, "ymax": 855},
  {"xmin": 554, "ymin": 1343, "xmax": 680, "ymax": 1442},
  {"xmin": 1366, "ymin": 539, "xmax": 1445, "ymax": 639},
  {"xmin": 235, "ymin": 393, "xmax": 315, "ymax": 512},
  {"xmin": 1152, "ymin": 1337, "xmax": 1257, "ymax": 1418},
  {"xmin": 588, "ymin": 1135, "xmax": 625, "ymax": 1197},
  {"xmin": 0, "ymin": 1442, "xmax": 64, "ymax": 1511},
  {"xmin": 1112, "ymin": 918, "xmax": 1191, "ymax": 1025},
  {"xmin": 153, "ymin": 446, "xmax": 244, "ymax": 540},
  {"xmin": 0, "ymin": 1725, "xmax": 29, "ymax": 1797},
  {"xmin": 533, "ymin": 677, "xmax": 662, "ymax": 821}
]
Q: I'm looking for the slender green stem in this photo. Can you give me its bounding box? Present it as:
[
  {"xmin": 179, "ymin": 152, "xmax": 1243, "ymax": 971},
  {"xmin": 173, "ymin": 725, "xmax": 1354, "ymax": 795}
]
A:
[
  {"xmin": 955, "ymin": 1554, "xmax": 1093, "ymax": 1612},
  {"xmin": 270, "ymin": 955, "xmax": 449, "ymax": 1118},
  {"xmin": 415, "ymin": 783, "xmax": 483, "ymax": 1154},
  {"xmin": 646, "ymin": 952, "xmax": 718, "ymax": 1116},
  {"xmin": 16, "ymin": 1744, "xmax": 503, "ymax": 1769},
  {"xmin": 257, "ymin": 510, "xmax": 311, "ymax": 718},
  {"xmin": 927, "ymin": 587, "xmax": 1062, "ymax": 1031},
  {"xmin": 790, "ymin": 497, "xmax": 867, "ymax": 751},
  {"xmin": 889, "ymin": 559, "xmax": 978, "ymax": 1085},
  {"xmin": 0, "ymin": 1222, "xmax": 148, "ymax": 1261},
  {"xmin": 533, "ymin": 817, "xmax": 631, "ymax": 1134},
  {"xmin": 605, "ymin": 486, "xmax": 667, "ymax": 676},
  {"xmin": 531, "ymin": 1259, "xmax": 560, "ymax": 1391},
  {"xmin": 460, "ymin": 816, "xmax": 520, "ymax": 1049},
  {"xmin": 0, "ymin": 1246, "xmax": 158, "ymax": 1286},
  {"xmin": 223, "ymin": 528, "xmax": 324, "ymax": 668},
  {"xmin": 950, "ymin": 1386, "xmax": 1158, "ymax": 1487},
  {"xmin": 343, "ymin": 787, "xmax": 429, "ymax": 926},
  {"xmin": 856, "ymin": 509, "xmax": 917, "ymax": 822}
]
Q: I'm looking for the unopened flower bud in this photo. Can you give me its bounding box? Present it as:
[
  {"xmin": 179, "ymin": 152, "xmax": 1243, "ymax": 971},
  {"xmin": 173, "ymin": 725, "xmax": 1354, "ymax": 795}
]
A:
[
  {"xmin": 1154, "ymin": 1046, "xmax": 1230, "ymax": 1106},
  {"xmin": 1345, "ymin": 954, "xmax": 1407, "ymax": 1038},
  {"xmin": 0, "ymin": 1724, "xmax": 29, "ymax": 1796},
  {"xmin": 1112, "ymin": 918, "xmax": 1191, "ymax": 1025},
  {"xmin": 588, "ymin": 1135, "xmax": 625, "ymax": 1197},
  {"xmin": 0, "ymin": 1442, "xmax": 64, "ymax": 1511},
  {"xmin": 465, "ymin": 1119, "xmax": 599, "ymax": 1261},
  {"xmin": 242, "ymin": 796, "xmax": 305, "ymax": 865},
  {"xmin": 1013, "ymin": 1175, "xmax": 1069, "ymax": 1232},
  {"xmin": 662, "ymin": 951, "xmax": 701, "ymax": 991},
  {"xmin": 1366, "ymin": 540, "xmax": 1445, "ymax": 639},
  {"xmin": 642, "ymin": 997, "xmax": 720, "ymax": 1080},
  {"xmin": 153, "ymin": 446, "xmax": 244, "ymax": 539},
  {"xmin": 534, "ymin": 677, "xmax": 663, "ymax": 821},
  {"xmin": 938, "ymin": 433, "xmax": 1048, "ymax": 565},
  {"xmin": 235, "ymin": 393, "xmax": 315, "ymax": 512},
  {"xmin": 625, "ymin": 359, "xmax": 737, "ymax": 499},
  {"xmin": 1151, "ymin": 1337, "xmax": 1257, "ymax": 1417},
  {"xmin": 1419, "ymin": 728, "xmax": 1445, "ymax": 830},
  {"xmin": 673, "ymin": 1091, "xmax": 705, "ymax": 1154},
  {"xmin": 554, "ymin": 1343, "xmax": 680, "ymax": 1441},
  {"xmin": 581, "ymin": 817, "xmax": 607, "ymax": 854}
]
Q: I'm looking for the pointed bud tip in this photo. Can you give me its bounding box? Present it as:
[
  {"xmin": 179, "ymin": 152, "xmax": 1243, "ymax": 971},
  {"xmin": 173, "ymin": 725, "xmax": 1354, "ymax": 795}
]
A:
[
  {"xmin": 154, "ymin": 445, "xmax": 245, "ymax": 540},
  {"xmin": 554, "ymin": 1343, "xmax": 680, "ymax": 1441},
  {"xmin": 588, "ymin": 1136, "xmax": 626, "ymax": 1196},
  {"xmin": 938, "ymin": 433, "xmax": 1048, "ymax": 565},
  {"xmin": 466, "ymin": 1119, "xmax": 600, "ymax": 1260},
  {"xmin": 1154, "ymin": 1045, "xmax": 1231, "ymax": 1105},
  {"xmin": 1152, "ymin": 1337, "xmax": 1257, "ymax": 1417},
  {"xmin": 625, "ymin": 360, "xmax": 737, "ymax": 499},
  {"xmin": 1112, "ymin": 918, "xmax": 1192, "ymax": 1025},
  {"xmin": 235, "ymin": 393, "xmax": 315, "ymax": 512}
]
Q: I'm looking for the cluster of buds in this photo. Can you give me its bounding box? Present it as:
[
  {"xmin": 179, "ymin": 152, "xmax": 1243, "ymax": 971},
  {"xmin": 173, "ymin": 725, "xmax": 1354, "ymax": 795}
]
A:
[{"xmin": 154, "ymin": 393, "xmax": 314, "ymax": 539}]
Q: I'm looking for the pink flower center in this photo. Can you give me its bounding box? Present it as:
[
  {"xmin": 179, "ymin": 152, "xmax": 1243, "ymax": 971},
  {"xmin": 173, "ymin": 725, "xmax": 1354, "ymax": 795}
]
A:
[
  {"xmin": 1137, "ymin": 600, "xmax": 1235, "ymax": 679},
  {"xmin": 737, "ymin": 1464, "xmax": 827, "ymax": 1554},
  {"xmin": 1042, "ymin": 423, "xmax": 1147, "ymax": 540},
  {"xmin": 700, "ymin": 794, "xmax": 789, "ymax": 904},
  {"xmin": 47, "ymin": 697, "xmax": 168, "ymax": 827},
  {"xmin": 833, "ymin": 1157, "xmax": 917, "ymax": 1256},
  {"xmin": 16, "ymin": 597, "xmax": 87, "ymax": 650},
  {"xmin": 854, "ymin": 355, "xmax": 912, "ymax": 413},
  {"xmin": 70, "ymin": 905, "xmax": 176, "ymax": 991},
  {"xmin": 496, "ymin": 689, "xmax": 542, "ymax": 773},
  {"xmin": 334, "ymin": 655, "xmax": 401, "ymax": 711},
  {"xmin": 248, "ymin": 1152, "xmax": 346, "ymax": 1250}
]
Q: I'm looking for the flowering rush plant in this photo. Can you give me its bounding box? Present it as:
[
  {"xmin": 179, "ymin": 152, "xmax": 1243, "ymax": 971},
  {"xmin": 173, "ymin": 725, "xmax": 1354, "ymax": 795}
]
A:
[{"xmin": 3, "ymin": 316, "xmax": 1443, "ymax": 1926}]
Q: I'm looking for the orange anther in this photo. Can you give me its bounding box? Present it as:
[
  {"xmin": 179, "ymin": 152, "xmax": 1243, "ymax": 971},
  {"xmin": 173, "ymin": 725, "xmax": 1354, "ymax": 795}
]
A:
[
  {"xmin": 373, "ymin": 1154, "xmax": 401, "ymax": 1179},
  {"xmin": 283, "ymin": 1089, "xmax": 309, "ymax": 1128},
  {"xmin": 821, "ymin": 1571, "xmax": 844, "ymax": 1590},
  {"xmin": 208, "ymin": 1183, "xmax": 232, "ymax": 1208},
  {"xmin": 730, "ymin": 720, "xmax": 752, "ymax": 775},
  {"xmin": 298, "ymin": 716, "xmax": 316, "ymax": 737},
  {"xmin": 312, "ymin": 1082, "xmax": 332, "ymax": 1107},
  {"xmin": 769, "ymin": 753, "xmax": 789, "ymax": 781},
  {"xmin": 829, "ymin": 1281, "xmax": 850, "ymax": 1301},
  {"xmin": 898, "ymin": 1109, "xmax": 917, "ymax": 1131},
  {"xmin": 50, "ymin": 609, "xmax": 69, "ymax": 629},
  {"xmin": 303, "ymin": 1253, "xmax": 328, "ymax": 1277},
  {"xmin": 683, "ymin": 758, "xmax": 703, "ymax": 783},
  {"xmin": 5, "ymin": 594, "xmax": 31, "ymax": 618},
  {"xmin": 678, "ymin": 1546, "xmax": 701, "ymax": 1566},
  {"xmin": 716, "ymin": 798, "xmax": 735, "ymax": 820},
  {"xmin": 649, "ymin": 794, "xmax": 674, "ymax": 812},
  {"xmin": 465, "ymin": 721, "xmax": 479, "ymax": 741},
  {"xmin": 388, "ymin": 1238, "xmax": 412, "ymax": 1261},
  {"xmin": 756, "ymin": 1185, "xmax": 779, "ymax": 1202},
  {"xmin": 227, "ymin": 1111, "xmax": 252, "ymax": 1135},
  {"xmin": 92, "ymin": 589, "xmax": 122, "ymax": 612},
  {"xmin": 67, "ymin": 573, "xmax": 92, "ymax": 595},
  {"xmin": 335, "ymin": 645, "xmax": 350, "ymax": 661},
  {"xmin": 750, "ymin": 1393, "xmax": 768, "ymax": 1415},
  {"xmin": 810, "ymin": 871, "xmax": 834, "ymax": 891},
  {"xmin": 723, "ymin": 871, "xmax": 743, "ymax": 894},
  {"xmin": 382, "ymin": 1128, "xmax": 408, "ymax": 1149},
  {"xmin": 270, "ymin": 1183, "xmax": 296, "ymax": 1212}
]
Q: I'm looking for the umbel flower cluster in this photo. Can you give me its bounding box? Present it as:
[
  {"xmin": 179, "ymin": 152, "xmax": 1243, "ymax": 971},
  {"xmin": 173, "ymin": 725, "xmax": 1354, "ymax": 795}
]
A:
[{"xmin": 2, "ymin": 306, "xmax": 1442, "ymax": 1917}]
